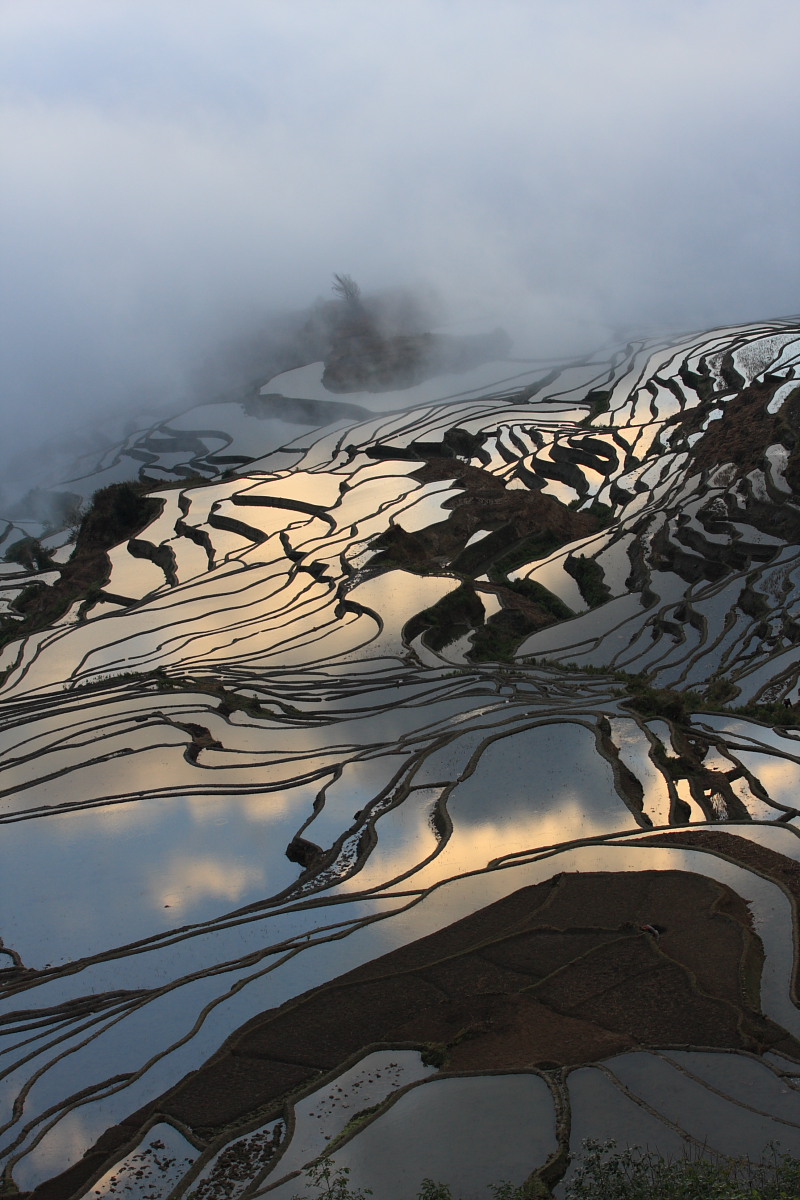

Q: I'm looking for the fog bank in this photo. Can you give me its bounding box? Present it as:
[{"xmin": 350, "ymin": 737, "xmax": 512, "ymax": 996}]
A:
[{"xmin": 2, "ymin": 0, "xmax": 799, "ymax": 490}]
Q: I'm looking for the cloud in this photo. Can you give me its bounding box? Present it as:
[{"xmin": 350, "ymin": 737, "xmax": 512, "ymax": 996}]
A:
[
  {"xmin": 154, "ymin": 854, "xmax": 265, "ymax": 910},
  {"xmin": 2, "ymin": 1, "xmax": 799, "ymax": 491}
]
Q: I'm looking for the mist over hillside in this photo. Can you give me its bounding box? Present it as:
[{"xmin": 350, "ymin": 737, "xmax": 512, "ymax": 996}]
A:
[
  {"xmin": 4, "ymin": 5, "xmax": 800, "ymax": 1198},
  {"xmin": 3, "ymin": 0, "xmax": 800, "ymax": 500},
  {"xmin": 3, "ymin": 317, "xmax": 800, "ymax": 1198}
]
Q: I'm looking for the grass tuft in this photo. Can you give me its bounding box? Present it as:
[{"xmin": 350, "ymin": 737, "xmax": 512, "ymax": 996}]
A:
[{"xmin": 293, "ymin": 1141, "xmax": 800, "ymax": 1200}]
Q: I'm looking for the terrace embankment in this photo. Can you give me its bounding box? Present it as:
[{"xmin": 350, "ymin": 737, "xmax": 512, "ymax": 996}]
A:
[
  {"xmin": 1, "ymin": 482, "xmax": 162, "ymax": 652},
  {"xmin": 30, "ymin": 866, "xmax": 798, "ymax": 1200},
  {"xmin": 372, "ymin": 460, "xmax": 602, "ymax": 577},
  {"xmin": 368, "ymin": 458, "xmax": 605, "ymax": 657},
  {"xmin": 689, "ymin": 374, "xmax": 800, "ymax": 478}
]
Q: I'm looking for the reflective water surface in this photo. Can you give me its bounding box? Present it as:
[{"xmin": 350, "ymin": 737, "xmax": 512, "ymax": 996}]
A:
[{"xmin": 3, "ymin": 324, "xmax": 800, "ymax": 1195}]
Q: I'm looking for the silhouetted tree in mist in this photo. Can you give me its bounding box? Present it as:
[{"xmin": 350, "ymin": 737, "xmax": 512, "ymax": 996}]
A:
[{"xmin": 331, "ymin": 274, "xmax": 362, "ymax": 309}]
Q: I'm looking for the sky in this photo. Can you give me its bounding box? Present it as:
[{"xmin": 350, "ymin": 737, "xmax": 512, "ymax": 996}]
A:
[{"xmin": 2, "ymin": 0, "xmax": 799, "ymax": 487}]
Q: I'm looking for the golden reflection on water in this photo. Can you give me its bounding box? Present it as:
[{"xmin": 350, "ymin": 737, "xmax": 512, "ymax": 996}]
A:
[
  {"xmin": 736, "ymin": 751, "xmax": 800, "ymax": 810},
  {"xmin": 154, "ymin": 855, "xmax": 265, "ymax": 911},
  {"xmin": 348, "ymin": 569, "xmax": 459, "ymax": 658},
  {"xmin": 15, "ymin": 1110, "xmax": 100, "ymax": 1192}
]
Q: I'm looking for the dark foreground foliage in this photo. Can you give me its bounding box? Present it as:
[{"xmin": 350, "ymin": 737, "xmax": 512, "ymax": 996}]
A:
[
  {"xmin": 294, "ymin": 1141, "xmax": 800, "ymax": 1200},
  {"xmin": 565, "ymin": 1139, "xmax": 800, "ymax": 1199}
]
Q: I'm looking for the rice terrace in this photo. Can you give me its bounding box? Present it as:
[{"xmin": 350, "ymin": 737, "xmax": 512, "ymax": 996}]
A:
[{"xmin": 4, "ymin": 313, "xmax": 800, "ymax": 1197}]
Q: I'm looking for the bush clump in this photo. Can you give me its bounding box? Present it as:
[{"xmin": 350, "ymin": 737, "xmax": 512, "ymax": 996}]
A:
[
  {"xmin": 582, "ymin": 388, "xmax": 612, "ymax": 421},
  {"xmin": 404, "ymin": 583, "xmax": 485, "ymax": 652},
  {"xmin": 294, "ymin": 1141, "xmax": 800, "ymax": 1200},
  {"xmin": 503, "ymin": 578, "xmax": 574, "ymax": 622},
  {"xmin": 565, "ymin": 554, "xmax": 611, "ymax": 608},
  {"xmin": 706, "ymin": 675, "xmax": 739, "ymax": 704},
  {"xmin": 2, "ymin": 537, "xmax": 55, "ymax": 572},
  {"xmin": 469, "ymin": 579, "xmax": 574, "ymax": 664},
  {"xmin": 732, "ymin": 699, "xmax": 800, "ymax": 728},
  {"xmin": 622, "ymin": 681, "xmax": 703, "ymax": 722},
  {"xmin": 565, "ymin": 1139, "xmax": 800, "ymax": 1200}
]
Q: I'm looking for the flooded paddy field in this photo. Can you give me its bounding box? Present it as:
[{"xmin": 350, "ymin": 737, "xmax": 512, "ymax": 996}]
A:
[{"xmin": 3, "ymin": 320, "xmax": 800, "ymax": 1197}]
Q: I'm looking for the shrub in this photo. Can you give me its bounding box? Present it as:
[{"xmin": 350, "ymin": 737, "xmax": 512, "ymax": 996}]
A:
[
  {"xmin": 2, "ymin": 537, "xmax": 55, "ymax": 572},
  {"xmin": 293, "ymin": 1142, "xmax": 800, "ymax": 1200},
  {"xmin": 564, "ymin": 1139, "xmax": 800, "ymax": 1200},
  {"xmin": 706, "ymin": 676, "xmax": 739, "ymax": 704},
  {"xmin": 623, "ymin": 683, "xmax": 703, "ymax": 722},
  {"xmin": 581, "ymin": 389, "xmax": 612, "ymax": 423},
  {"xmin": 294, "ymin": 1160, "xmax": 371, "ymax": 1200},
  {"xmin": 565, "ymin": 554, "xmax": 611, "ymax": 608},
  {"xmin": 503, "ymin": 578, "xmax": 574, "ymax": 621},
  {"xmin": 405, "ymin": 583, "xmax": 485, "ymax": 651}
]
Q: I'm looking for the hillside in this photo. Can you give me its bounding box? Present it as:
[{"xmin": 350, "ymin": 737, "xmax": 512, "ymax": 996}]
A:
[{"xmin": 2, "ymin": 319, "xmax": 800, "ymax": 1199}]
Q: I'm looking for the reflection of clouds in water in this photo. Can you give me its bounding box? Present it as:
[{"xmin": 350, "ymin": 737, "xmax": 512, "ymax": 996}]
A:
[
  {"xmin": 447, "ymin": 721, "xmax": 621, "ymax": 830},
  {"xmin": 6, "ymin": 318, "xmax": 800, "ymax": 1192},
  {"xmin": 339, "ymin": 787, "xmax": 444, "ymax": 892},
  {"xmin": 348, "ymin": 798, "xmax": 619, "ymax": 896},
  {"xmin": 4, "ymin": 744, "xmax": 195, "ymax": 816},
  {"xmin": 0, "ymin": 787, "xmax": 315, "ymax": 964},
  {"xmin": 409, "ymin": 800, "xmax": 630, "ymax": 892},
  {"xmin": 66, "ymin": 796, "xmax": 161, "ymax": 835},
  {"xmin": 338, "ymin": 718, "xmax": 633, "ymax": 889},
  {"xmin": 348, "ymin": 570, "xmax": 459, "ymax": 656},
  {"xmin": 155, "ymin": 855, "xmax": 265, "ymax": 910},
  {"xmin": 14, "ymin": 1109, "xmax": 99, "ymax": 1193},
  {"xmin": 186, "ymin": 789, "xmax": 303, "ymax": 825},
  {"xmin": 734, "ymin": 751, "xmax": 800, "ymax": 809}
]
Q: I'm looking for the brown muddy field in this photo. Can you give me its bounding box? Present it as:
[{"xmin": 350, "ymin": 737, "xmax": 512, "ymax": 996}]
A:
[{"xmin": 32, "ymin": 859, "xmax": 800, "ymax": 1200}]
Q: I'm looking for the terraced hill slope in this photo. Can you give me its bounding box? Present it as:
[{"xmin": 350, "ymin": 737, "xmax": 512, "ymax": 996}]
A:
[{"xmin": 2, "ymin": 319, "xmax": 800, "ymax": 1199}]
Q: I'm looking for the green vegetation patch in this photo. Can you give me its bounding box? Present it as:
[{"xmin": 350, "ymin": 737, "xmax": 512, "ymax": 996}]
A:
[
  {"xmin": 566, "ymin": 1139, "xmax": 800, "ymax": 1200},
  {"xmin": 469, "ymin": 614, "xmax": 539, "ymax": 664},
  {"xmin": 679, "ymin": 362, "xmax": 717, "ymax": 402},
  {"xmin": 489, "ymin": 529, "xmax": 566, "ymax": 577},
  {"xmin": 469, "ymin": 580, "xmax": 574, "ymax": 663},
  {"xmin": 621, "ymin": 680, "xmax": 703, "ymax": 722},
  {"xmin": 731, "ymin": 699, "xmax": 800, "ymax": 728},
  {"xmin": 502, "ymin": 578, "xmax": 574, "ymax": 621},
  {"xmin": 738, "ymin": 583, "xmax": 770, "ymax": 620},
  {"xmin": 705, "ymin": 676, "xmax": 739, "ymax": 704},
  {"xmin": 293, "ymin": 1142, "xmax": 800, "ymax": 1200},
  {"xmin": 404, "ymin": 583, "xmax": 485, "ymax": 652},
  {"xmin": 564, "ymin": 554, "xmax": 611, "ymax": 608},
  {"xmin": 576, "ymin": 498, "xmax": 614, "ymax": 525},
  {"xmin": 2, "ymin": 537, "xmax": 56, "ymax": 572},
  {"xmin": 579, "ymin": 388, "xmax": 613, "ymax": 426},
  {"xmin": 616, "ymin": 670, "xmax": 800, "ymax": 730}
]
